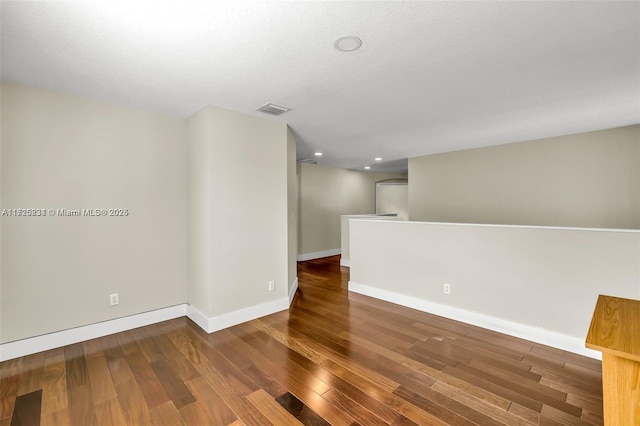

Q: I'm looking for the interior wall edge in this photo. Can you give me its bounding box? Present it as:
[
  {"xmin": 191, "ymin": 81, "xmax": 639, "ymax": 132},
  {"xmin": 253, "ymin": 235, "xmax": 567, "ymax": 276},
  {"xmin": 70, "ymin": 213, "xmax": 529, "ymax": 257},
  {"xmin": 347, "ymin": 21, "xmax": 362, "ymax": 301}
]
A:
[{"xmin": 289, "ymin": 277, "xmax": 299, "ymax": 305}]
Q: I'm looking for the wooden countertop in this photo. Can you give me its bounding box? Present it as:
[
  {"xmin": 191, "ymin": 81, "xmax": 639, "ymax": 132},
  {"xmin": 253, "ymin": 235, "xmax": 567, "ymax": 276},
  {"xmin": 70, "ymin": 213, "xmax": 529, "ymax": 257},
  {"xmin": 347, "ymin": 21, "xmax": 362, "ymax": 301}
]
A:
[{"xmin": 586, "ymin": 294, "xmax": 640, "ymax": 362}]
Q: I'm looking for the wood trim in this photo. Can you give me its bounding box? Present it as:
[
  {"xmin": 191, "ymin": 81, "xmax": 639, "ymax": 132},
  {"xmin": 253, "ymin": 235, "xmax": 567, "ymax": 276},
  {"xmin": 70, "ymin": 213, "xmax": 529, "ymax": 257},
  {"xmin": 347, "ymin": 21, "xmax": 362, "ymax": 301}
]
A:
[{"xmin": 586, "ymin": 294, "xmax": 640, "ymax": 362}]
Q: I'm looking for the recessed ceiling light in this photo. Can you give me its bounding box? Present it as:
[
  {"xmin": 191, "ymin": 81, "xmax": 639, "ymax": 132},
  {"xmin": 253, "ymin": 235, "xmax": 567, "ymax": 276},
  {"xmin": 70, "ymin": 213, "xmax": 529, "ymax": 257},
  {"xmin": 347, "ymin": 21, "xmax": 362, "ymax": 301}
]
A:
[
  {"xmin": 364, "ymin": 166, "xmax": 371, "ymax": 170},
  {"xmin": 374, "ymin": 157, "xmax": 382, "ymax": 161},
  {"xmin": 314, "ymin": 152, "xmax": 323, "ymax": 156},
  {"xmin": 334, "ymin": 36, "xmax": 362, "ymax": 52}
]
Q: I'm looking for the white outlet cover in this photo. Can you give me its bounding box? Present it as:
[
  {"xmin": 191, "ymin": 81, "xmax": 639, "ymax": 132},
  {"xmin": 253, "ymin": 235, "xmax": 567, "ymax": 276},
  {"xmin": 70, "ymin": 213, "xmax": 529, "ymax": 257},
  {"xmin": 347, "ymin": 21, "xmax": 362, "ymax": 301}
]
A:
[{"xmin": 110, "ymin": 293, "xmax": 119, "ymax": 306}]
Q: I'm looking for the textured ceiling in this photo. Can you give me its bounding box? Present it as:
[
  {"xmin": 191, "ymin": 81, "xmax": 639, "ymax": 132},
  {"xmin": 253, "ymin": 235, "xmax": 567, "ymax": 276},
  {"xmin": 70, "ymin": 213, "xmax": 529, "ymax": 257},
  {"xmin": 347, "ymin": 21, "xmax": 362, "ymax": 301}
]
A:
[{"xmin": 2, "ymin": 1, "xmax": 639, "ymax": 172}]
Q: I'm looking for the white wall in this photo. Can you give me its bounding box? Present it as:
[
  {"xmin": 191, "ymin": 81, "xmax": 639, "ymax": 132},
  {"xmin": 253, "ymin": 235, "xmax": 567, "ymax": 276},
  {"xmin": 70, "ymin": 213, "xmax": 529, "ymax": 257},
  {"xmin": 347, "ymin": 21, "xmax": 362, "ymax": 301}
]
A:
[
  {"xmin": 187, "ymin": 106, "xmax": 291, "ymax": 327},
  {"xmin": 1, "ymin": 81, "xmax": 187, "ymax": 343},
  {"xmin": 298, "ymin": 162, "xmax": 407, "ymax": 258},
  {"xmin": 349, "ymin": 220, "xmax": 640, "ymax": 356},
  {"xmin": 409, "ymin": 125, "xmax": 640, "ymax": 229},
  {"xmin": 340, "ymin": 214, "xmax": 405, "ymax": 267}
]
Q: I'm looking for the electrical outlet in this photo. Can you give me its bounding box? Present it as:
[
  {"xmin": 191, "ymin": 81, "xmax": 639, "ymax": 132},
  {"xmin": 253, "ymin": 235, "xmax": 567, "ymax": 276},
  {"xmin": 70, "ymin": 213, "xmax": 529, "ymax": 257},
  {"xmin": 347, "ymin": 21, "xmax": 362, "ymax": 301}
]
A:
[
  {"xmin": 443, "ymin": 283, "xmax": 451, "ymax": 295},
  {"xmin": 110, "ymin": 293, "xmax": 119, "ymax": 306},
  {"xmin": 268, "ymin": 280, "xmax": 275, "ymax": 291}
]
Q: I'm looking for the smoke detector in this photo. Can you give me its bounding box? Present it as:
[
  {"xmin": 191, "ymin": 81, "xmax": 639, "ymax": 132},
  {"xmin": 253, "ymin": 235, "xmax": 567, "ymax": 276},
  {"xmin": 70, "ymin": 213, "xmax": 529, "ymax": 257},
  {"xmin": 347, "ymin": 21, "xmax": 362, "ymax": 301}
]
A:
[{"xmin": 334, "ymin": 36, "xmax": 362, "ymax": 52}]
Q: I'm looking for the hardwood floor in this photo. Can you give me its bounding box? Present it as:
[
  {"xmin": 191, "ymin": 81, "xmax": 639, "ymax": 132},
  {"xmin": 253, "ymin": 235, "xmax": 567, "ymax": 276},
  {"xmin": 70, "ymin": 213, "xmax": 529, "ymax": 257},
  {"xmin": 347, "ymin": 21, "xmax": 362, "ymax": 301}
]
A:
[{"xmin": 1, "ymin": 256, "xmax": 603, "ymax": 425}]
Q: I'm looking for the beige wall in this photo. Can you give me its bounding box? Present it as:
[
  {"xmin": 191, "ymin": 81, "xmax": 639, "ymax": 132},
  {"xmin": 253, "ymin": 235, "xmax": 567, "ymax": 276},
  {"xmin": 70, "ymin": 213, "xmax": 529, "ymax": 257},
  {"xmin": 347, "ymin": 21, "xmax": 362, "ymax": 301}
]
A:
[
  {"xmin": 340, "ymin": 214, "xmax": 405, "ymax": 267},
  {"xmin": 1, "ymin": 81, "xmax": 188, "ymax": 343},
  {"xmin": 350, "ymin": 220, "xmax": 640, "ymax": 341},
  {"xmin": 298, "ymin": 162, "xmax": 407, "ymax": 256},
  {"xmin": 187, "ymin": 106, "xmax": 290, "ymax": 318},
  {"xmin": 376, "ymin": 183, "xmax": 408, "ymax": 219},
  {"xmin": 409, "ymin": 125, "xmax": 640, "ymax": 229}
]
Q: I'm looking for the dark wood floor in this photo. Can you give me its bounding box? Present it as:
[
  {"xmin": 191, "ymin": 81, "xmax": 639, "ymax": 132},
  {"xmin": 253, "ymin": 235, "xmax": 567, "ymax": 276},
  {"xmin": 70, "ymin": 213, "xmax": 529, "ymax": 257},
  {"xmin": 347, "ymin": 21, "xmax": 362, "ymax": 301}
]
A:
[{"xmin": 1, "ymin": 256, "xmax": 603, "ymax": 425}]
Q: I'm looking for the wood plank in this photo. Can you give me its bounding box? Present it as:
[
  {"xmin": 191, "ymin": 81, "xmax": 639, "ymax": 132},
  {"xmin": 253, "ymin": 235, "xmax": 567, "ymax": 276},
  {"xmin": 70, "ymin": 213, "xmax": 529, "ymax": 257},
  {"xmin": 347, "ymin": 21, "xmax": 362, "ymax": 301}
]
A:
[
  {"xmin": 393, "ymin": 384, "xmax": 503, "ymax": 426},
  {"xmin": 586, "ymin": 295, "xmax": 640, "ymax": 360},
  {"xmin": 247, "ymin": 389, "xmax": 303, "ymax": 425},
  {"xmin": 442, "ymin": 364, "xmax": 543, "ymax": 412},
  {"xmin": 227, "ymin": 326, "xmax": 357, "ymax": 424},
  {"xmin": 431, "ymin": 381, "xmax": 535, "ymax": 426},
  {"xmin": 130, "ymin": 328, "xmax": 166, "ymax": 363},
  {"xmin": 322, "ymin": 388, "xmax": 388, "ymax": 426},
  {"xmin": 178, "ymin": 402, "xmax": 216, "ymax": 426},
  {"xmin": 104, "ymin": 356, "xmax": 134, "ymax": 387},
  {"xmin": 150, "ymin": 333, "xmax": 200, "ymax": 382},
  {"xmin": 0, "ymin": 358, "xmax": 23, "ymax": 381},
  {"xmin": 149, "ymin": 401, "xmax": 183, "ymax": 426},
  {"xmin": 82, "ymin": 339, "xmax": 103, "ymax": 360},
  {"xmin": 64, "ymin": 344, "xmax": 88, "ymax": 390},
  {"xmin": 452, "ymin": 362, "xmax": 582, "ymax": 417},
  {"xmin": 337, "ymin": 331, "xmax": 407, "ymax": 363},
  {"xmin": 9, "ymin": 389, "xmax": 41, "ymax": 426},
  {"xmin": 274, "ymin": 392, "xmax": 331, "ymax": 426},
  {"xmin": 167, "ymin": 331, "xmax": 203, "ymax": 366},
  {"xmin": 241, "ymin": 365, "xmax": 287, "ymax": 399},
  {"xmin": 0, "ymin": 375, "xmax": 19, "ymax": 421},
  {"xmin": 97, "ymin": 335, "xmax": 127, "ymax": 362},
  {"xmin": 320, "ymin": 360, "xmax": 446, "ymax": 426},
  {"xmin": 41, "ymin": 354, "xmax": 67, "ymax": 416},
  {"xmin": 125, "ymin": 350, "xmax": 170, "ymax": 409},
  {"xmin": 115, "ymin": 379, "xmax": 151, "ymax": 425},
  {"xmin": 40, "ymin": 410, "xmax": 70, "ymax": 426},
  {"xmin": 185, "ymin": 376, "xmax": 237, "ymax": 425},
  {"xmin": 113, "ymin": 331, "xmax": 139, "ymax": 356},
  {"xmin": 540, "ymin": 404, "xmax": 591, "ymax": 426},
  {"xmin": 401, "ymin": 357, "xmax": 512, "ymax": 411},
  {"xmin": 16, "ymin": 353, "xmax": 44, "ymax": 396},
  {"xmin": 94, "ymin": 398, "xmax": 126, "ymax": 426},
  {"xmin": 600, "ymin": 352, "xmax": 640, "ymax": 426},
  {"xmin": 67, "ymin": 384, "xmax": 96, "ymax": 426},
  {"xmin": 508, "ymin": 402, "xmax": 541, "ymax": 424},
  {"xmin": 85, "ymin": 355, "xmax": 117, "ymax": 405},
  {"xmin": 195, "ymin": 358, "xmax": 271, "ymax": 426},
  {"xmin": 149, "ymin": 359, "xmax": 196, "ymax": 409}
]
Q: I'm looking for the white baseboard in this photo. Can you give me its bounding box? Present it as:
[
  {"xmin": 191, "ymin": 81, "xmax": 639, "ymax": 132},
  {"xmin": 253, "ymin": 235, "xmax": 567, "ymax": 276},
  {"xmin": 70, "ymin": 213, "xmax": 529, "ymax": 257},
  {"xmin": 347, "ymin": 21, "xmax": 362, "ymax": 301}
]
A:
[
  {"xmin": 289, "ymin": 277, "xmax": 299, "ymax": 304},
  {"xmin": 340, "ymin": 258, "xmax": 350, "ymax": 267},
  {"xmin": 348, "ymin": 281, "xmax": 601, "ymax": 360},
  {"xmin": 185, "ymin": 304, "xmax": 211, "ymax": 333},
  {"xmin": 186, "ymin": 297, "xmax": 290, "ymax": 333},
  {"xmin": 297, "ymin": 248, "xmax": 341, "ymax": 262},
  {"xmin": 1, "ymin": 295, "xmax": 294, "ymax": 361},
  {"xmin": 0, "ymin": 304, "xmax": 187, "ymax": 362}
]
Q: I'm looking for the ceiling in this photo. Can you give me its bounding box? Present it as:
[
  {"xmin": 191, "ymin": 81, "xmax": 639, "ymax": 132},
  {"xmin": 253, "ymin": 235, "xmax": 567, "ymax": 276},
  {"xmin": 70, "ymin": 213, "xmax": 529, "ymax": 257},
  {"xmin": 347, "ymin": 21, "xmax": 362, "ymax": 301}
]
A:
[{"xmin": 2, "ymin": 1, "xmax": 639, "ymax": 172}]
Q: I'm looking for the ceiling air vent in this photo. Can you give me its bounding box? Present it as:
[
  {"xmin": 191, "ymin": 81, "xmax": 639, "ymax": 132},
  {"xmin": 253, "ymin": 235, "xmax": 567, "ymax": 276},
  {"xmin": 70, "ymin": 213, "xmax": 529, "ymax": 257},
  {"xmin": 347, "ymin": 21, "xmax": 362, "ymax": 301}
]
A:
[
  {"xmin": 299, "ymin": 159, "xmax": 318, "ymax": 164},
  {"xmin": 257, "ymin": 103, "xmax": 291, "ymax": 115}
]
